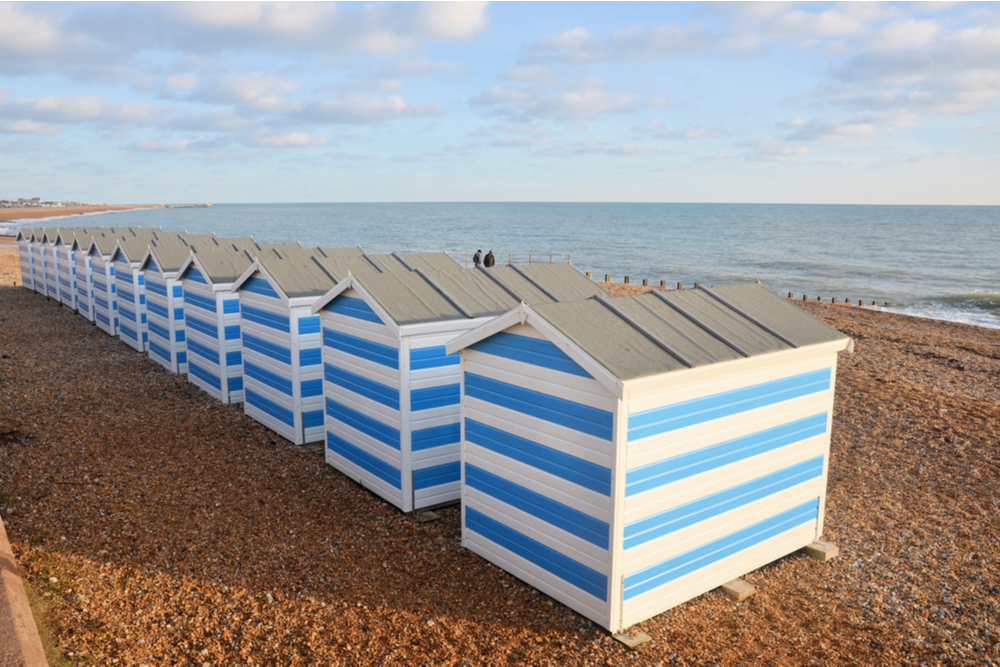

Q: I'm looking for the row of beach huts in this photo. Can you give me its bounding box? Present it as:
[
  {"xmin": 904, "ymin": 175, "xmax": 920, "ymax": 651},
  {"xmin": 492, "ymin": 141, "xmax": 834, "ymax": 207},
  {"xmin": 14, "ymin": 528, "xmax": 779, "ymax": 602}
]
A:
[{"xmin": 15, "ymin": 225, "xmax": 851, "ymax": 633}]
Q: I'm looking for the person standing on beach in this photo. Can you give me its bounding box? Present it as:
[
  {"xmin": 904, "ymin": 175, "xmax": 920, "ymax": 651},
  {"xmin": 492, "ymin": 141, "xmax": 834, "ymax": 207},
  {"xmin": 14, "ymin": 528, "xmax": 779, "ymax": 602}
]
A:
[
  {"xmin": 484, "ymin": 250, "xmax": 495, "ymax": 268},
  {"xmin": 473, "ymin": 249, "xmax": 482, "ymax": 268}
]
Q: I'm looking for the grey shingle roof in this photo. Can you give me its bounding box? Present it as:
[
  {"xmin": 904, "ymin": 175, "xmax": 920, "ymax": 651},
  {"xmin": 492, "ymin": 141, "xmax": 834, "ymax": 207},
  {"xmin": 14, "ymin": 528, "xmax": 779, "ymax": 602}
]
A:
[
  {"xmin": 186, "ymin": 248, "xmax": 255, "ymax": 285},
  {"xmin": 144, "ymin": 236, "xmax": 195, "ymax": 273},
  {"xmin": 368, "ymin": 252, "xmax": 460, "ymax": 273},
  {"xmin": 482, "ymin": 264, "xmax": 604, "ymax": 304},
  {"xmin": 530, "ymin": 284, "xmax": 850, "ymax": 382},
  {"xmin": 256, "ymin": 253, "xmax": 376, "ymax": 299}
]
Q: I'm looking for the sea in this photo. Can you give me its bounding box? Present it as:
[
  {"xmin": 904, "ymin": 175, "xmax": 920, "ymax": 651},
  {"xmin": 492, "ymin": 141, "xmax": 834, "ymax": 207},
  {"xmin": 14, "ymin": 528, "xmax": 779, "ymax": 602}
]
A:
[{"xmin": 3, "ymin": 202, "xmax": 998, "ymax": 329}]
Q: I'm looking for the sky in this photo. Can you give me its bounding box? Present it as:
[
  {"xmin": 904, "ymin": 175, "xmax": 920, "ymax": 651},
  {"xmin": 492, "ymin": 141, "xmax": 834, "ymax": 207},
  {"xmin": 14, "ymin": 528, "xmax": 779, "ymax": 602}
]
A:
[{"xmin": 0, "ymin": 1, "xmax": 998, "ymax": 205}]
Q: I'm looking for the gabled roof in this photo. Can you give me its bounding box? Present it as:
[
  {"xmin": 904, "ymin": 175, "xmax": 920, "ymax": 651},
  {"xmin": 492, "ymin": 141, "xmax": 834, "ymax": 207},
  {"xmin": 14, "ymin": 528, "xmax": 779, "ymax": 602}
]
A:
[
  {"xmin": 89, "ymin": 230, "xmax": 123, "ymax": 257},
  {"xmin": 112, "ymin": 228, "xmax": 159, "ymax": 264},
  {"xmin": 245, "ymin": 255, "xmax": 337, "ymax": 299},
  {"xmin": 141, "ymin": 236, "xmax": 195, "ymax": 273},
  {"xmin": 316, "ymin": 245, "xmax": 366, "ymax": 260},
  {"xmin": 483, "ymin": 264, "xmax": 604, "ymax": 304},
  {"xmin": 450, "ymin": 284, "xmax": 852, "ymax": 385},
  {"xmin": 180, "ymin": 247, "xmax": 255, "ymax": 285},
  {"xmin": 213, "ymin": 236, "xmax": 258, "ymax": 252},
  {"xmin": 258, "ymin": 242, "xmax": 314, "ymax": 259},
  {"xmin": 368, "ymin": 252, "xmax": 460, "ymax": 273},
  {"xmin": 313, "ymin": 254, "xmax": 382, "ymax": 283},
  {"xmin": 314, "ymin": 267, "xmax": 521, "ymax": 326}
]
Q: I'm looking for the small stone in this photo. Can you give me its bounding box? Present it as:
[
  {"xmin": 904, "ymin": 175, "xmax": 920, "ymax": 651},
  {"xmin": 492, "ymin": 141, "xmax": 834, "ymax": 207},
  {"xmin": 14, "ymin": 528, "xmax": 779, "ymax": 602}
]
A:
[
  {"xmin": 805, "ymin": 541, "xmax": 840, "ymax": 562},
  {"xmin": 612, "ymin": 629, "xmax": 652, "ymax": 649},
  {"xmin": 49, "ymin": 577, "xmax": 58, "ymax": 584},
  {"xmin": 721, "ymin": 578, "xmax": 756, "ymax": 602},
  {"xmin": 416, "ymin": 510, "xmax": 441, "ymax": 524},
  {"xmin": 265, "ymin": 593, "xmax": 273, "ymax": 604}
]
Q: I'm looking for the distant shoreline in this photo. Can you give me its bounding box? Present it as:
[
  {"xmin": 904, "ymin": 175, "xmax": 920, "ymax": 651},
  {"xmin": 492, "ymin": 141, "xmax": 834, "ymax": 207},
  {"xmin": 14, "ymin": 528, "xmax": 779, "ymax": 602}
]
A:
[{"xmin": 0, "ymin": 204, "xmax": 161, "ymax": 224}]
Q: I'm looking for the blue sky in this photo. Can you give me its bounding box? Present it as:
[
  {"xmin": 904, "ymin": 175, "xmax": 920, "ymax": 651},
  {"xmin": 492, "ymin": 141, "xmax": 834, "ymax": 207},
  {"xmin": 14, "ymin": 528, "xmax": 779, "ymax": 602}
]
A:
[{"xmin": 1, "ymin": 1, "xmax": 998, "ymax": 204}]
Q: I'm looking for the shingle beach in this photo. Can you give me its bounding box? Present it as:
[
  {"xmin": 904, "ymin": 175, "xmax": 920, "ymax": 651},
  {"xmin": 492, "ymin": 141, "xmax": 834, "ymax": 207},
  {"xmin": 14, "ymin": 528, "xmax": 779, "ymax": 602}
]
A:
[{"xmin": 1, "ymin": 242, "xmax": 998, "ymax": 665}]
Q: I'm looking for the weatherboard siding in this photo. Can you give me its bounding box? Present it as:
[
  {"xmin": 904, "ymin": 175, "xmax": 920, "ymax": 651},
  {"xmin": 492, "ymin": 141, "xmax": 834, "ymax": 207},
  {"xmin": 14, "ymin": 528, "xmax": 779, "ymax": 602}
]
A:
[
  {"xmin": 90, "ymin": 256, "xmax": 118, "ymax": 335},
  {"xmin": 18, "ymin": 238, "xmax": 33, "ymax": 289},
  {"xmin": 74, "ymin": 247, "xmax": 94, "ymax": 321},
  {"xmin": 320, "ymin": 294, "xmax": 404, "ymax": 509},
  {"xmin": 461, "ymin": 327, "xmax": 617, "ymax": 626},
  {"xmin": 114, "ymin": 258, "xmax": 147, "ymax": 352},
  {"xmin": 145, "ymin": 270, "xmax": 188, "ymax": 375},
  {"xmin": 617, "ymin": 351, "xmax": 838, "ymax": 629},
  {"xmin": 57, "ymin": 247, "xmax": 77, "ymax": 309}
]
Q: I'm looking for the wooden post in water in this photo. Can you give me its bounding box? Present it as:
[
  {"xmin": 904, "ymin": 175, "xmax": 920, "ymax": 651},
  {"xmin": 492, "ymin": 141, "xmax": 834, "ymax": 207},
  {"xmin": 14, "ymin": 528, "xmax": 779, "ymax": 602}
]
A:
[
  {"xmin": 678, "ymin": 282, "xmax": 684, "ymax": 290},
  {"xmin": 816, "ymin": 296, "xmax": 822, "ymax": 302},
  {"xmin": 605, "ymin": 274, "xmax": 611, "ymax": 282},
  {"xmin": 694, "ymin": 282, "xmax": 702, "ymax": 288},
  {"xmin": 788, "ymin": 292, "xmax": 794, "ymax": 299},
  {"xmin": 832, "ymin": 297, "xmax": 837, "ymax": 304},
  {"xmin": 586, "ymin": 272, "xmax": 592, "ymax": 279},
  {"xmin": 642, "ymin": 279, "xmax": 648, "ymax": 287},
  {"xmin": 624, "ymin": 276, "xmax": 631, "ymax": 284},
  {"xmin": 802, "ymin": 294, "xmax": 808, "ymax": 301}
]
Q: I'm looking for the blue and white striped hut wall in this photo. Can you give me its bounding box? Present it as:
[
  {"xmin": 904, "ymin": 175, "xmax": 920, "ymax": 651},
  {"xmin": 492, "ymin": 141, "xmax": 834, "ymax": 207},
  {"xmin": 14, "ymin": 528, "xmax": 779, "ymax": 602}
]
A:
[
  {"xmin": 53, "ymin": 228, "xmax": 83, "ymax": 310},
  {"xmin": 177, "ymin": 244, "xmax": 257, "ymax": 404},
  {"xmin": 28, "ymin": 229, "xmax": 49, "ymax": 294},
  {"xmin": 71, "ymin": 229, "xmax": 100, "ymax": 321},
  {"xmin": 110, "ymin": 228, "xmax": 161, "ymax": 352},
  {"xmin": 230, "ymin": 248, "xmax": 368, "ymax": 445},
  {"xmin": 87, "ymin": 229, "xmax": 129, "ymax": 336},
  {"xmin": 446, "ymin": 284, "xmax": 853, "ymax": 633},
  {"xmin": 41, "ymin": 229, "xmax": 63, "ymax": 301},
  {"xmin": 310, "ymin": 267, "xmax": 522, "ymax": 513},
  {"xmin": 15, "ymin": 230, "xmax": 34, "ymax": 290},
  {"xmin": 140, "ymin": 236, "xmax": 196, "ymax": 374}
]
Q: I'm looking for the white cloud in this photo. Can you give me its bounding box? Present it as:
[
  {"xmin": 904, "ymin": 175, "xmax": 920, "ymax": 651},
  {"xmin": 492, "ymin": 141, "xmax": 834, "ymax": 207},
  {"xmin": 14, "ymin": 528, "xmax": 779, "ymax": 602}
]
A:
[
  {"xmin": 635, "ymin": 120, "xmax": 727, "ymax": 140},
  {"xmin": 250, "ymin": 132, "xmax": 329, "ymax": 147},
  {"xmin": 539, "ymin": 140, "xmax": 660, "ymax": 157},
  {"xmin": 471, "ymin": 79, "xmax": 633, "ymax": 122},
  {"xmin": 0, "ymin": 94, "xmax": 161, "ymax": 130},
  {"xmin": 304, "ymin": 94, "xmax": 440, "ymax": 124},
  {"xmin": 0, "ymin": 119, "xmax": 61, "ymax": 135},
  {"xmin": 738, "ymin": 137, "xmax": 811, "ymax": 162},
  {"xmin": 194, "ymin": 72, "xmax": 302, "ymax": 112},
  {"xmin": 130, "ymin": 139, "xmax": 190, "ymax": 152}
]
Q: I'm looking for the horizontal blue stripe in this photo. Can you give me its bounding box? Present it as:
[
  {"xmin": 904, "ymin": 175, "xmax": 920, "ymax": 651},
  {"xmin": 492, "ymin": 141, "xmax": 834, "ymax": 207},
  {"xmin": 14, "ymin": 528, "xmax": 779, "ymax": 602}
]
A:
[
  {"xmin": 325, "ymin": 398, "xmax": 400, "ymax": 450},
  {"xmin": 625, "ymin": 412, "xmax": 829, "ymax": 497},
  {"xmin": 326, "ymin": 431, "xmax": 401, "ymax": 489},
  {"xmin": 301, "ymin": 379, "xmax": 323, "ymax": 398},
  {"xmin": 242, "ymin": 276, "xmax": 280, "ymax": 299},
  {"xmin": 186, "ymin": 315, "xmax": 217, "ymax": 339},
  {"xmin": 245, "ymin": 361, "xmax": 292, "ymax": 396},
  {"xmin": 300, "ymin": 348, "xmax": 322, "ymax": 366},
  {"xmin": 175, "ymin": 329, "xmax": 185, "ymax": 343},
  {"xmin": 223, "ymin": 299, "xmax": 240, "ymax": 314},
  {"xmin": 410, "ymin": 345, "xmax": 459, "ymax": 370},
  {"xmin": 146, "ymin": 279, "xmax": 167, "ymax": 297},
  {"xmin": 148, "ymin": 319, "xmax": 169, "ymax": 341},
  {"xmin": 243, "ymin": 304, "xmax": 290, "ymax": 333},
  {"xmin": 120, "ymin": 323, "xmax": 137, "ymax": 341},
  {"xmin": 182, "ymin": 266, "xmax": 207, "ymax": 284},
  {"xmin": 119, "ymin": 305, "xmax": 137, "ymax": 322},
  {"xmin": 185, "ymin": 291, "xmax": 217, "ymax": 314},
  {"xmin": 226, "ymin": 351, "xmax": 243, "ymax": 367},
  {"xmin": 146, "ymin": 300, "xmax": 168, "ymax": 320},
  {"xmin": 118, "ymin": 286, "xmax": 134, "ymax": 303},
  {"xmin": 59, "ymin": 277, "xmax": 72, "ymax": 289},
  {"xmin": 224, "ymin": 325, "xmax": 241, "ymax": 340},
  {"xmin": 623, "ymin": 498, "xmax": 819, "ymax": 600},
  {"xmin": 324, "ymin": 295, "xmax": 382, "ymax": 323},
  {"xmin": 243, "ymin": 333, "xmax": 291, "ymax": 365},
  {"xmin": 93, "ymin": 278, "xmax": 107, "ymax": 293},
  {"xmin": 149, "ymin": 340, "xmax": 171, "ymax": 362},
  {"xmin": 95, "ymin": 311, "xmax": 110, "ymax": 326},
  {"xmin": 246, "ymin": 389, "xmax": 294, "ymax": 427},
  {"xmin": 229, "ymin": 376, "xmax": 244, "ymax": 392},
  {"xmin": 411, "ymin": 422, "xmax": 460, "ymax": 451},
  {"xmin": 173, "ymin": 285, "xmax": 183, "ymax": 298},
  {"xmin": 414, "ymin": 462, "xmax": 460, "ymax": 490},
  {"xmin": 138, "ymin": 274, "xmax": 144, "ymax": 286},
  {"xmin": 174, "ymin": 307, "xmax": 184, "ymax": 321},
  {"xmin": 323, "ymin": 328, "xmax": 398, "ymax": 369},
  {"xmin": 470, "ymin": 332, "xmax": 593, "ymax": 378},
  {"xmin": 303, "ymin": 410, "xmax": 324, "ymax": 429},
  {"xmin": 466, "ymin": 464, "xmax": 609, "ymax": 549},
  {"xmin": 141, "ymin": 312, "xmax": 147, "ymax": 324},
  {"xmin": 411, "ymin": 383, "xmax": 460, "ymax": 411},
  {"xmin": 465, "ymin": 419, "xmax": 611, "ymax": 496},
  {"xmin": 324, "ymin": 363, "xmax": 399, "ymax": 410},
  {"xmin": 465, "ymin": 508, "xmax": 607, "ymax": 601},
  {"xmin": 189, "ymin": 361, "xmax": 221, "ymax": 390},
  {"xmin": 624, "ymin": 456, "xmax": 825, "ymax": 550},
  {"xmin": 298, "ymin": 316, "xmax": 321, "ymax": 335},
  {"xmin": 465, "ymin": 373, "xmax": 613, "ymax": 441},
  {"xmin": 187, "ymin": 337, "xmax": 220, "ymax": 365},
  {"xmin": 177, "ymin": 351, "xmax": 186, "ymax": 365},
  {"xmin": 628, "ymin": 368, "xmax": 833, "ymax": 442}
]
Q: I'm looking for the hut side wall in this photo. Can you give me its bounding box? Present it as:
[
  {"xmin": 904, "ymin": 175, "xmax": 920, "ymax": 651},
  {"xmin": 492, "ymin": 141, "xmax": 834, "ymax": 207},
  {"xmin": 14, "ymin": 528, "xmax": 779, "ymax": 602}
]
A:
[
  {"xmin": 115, "ymin": 258, "xmax": 147, "ymax": 352},
  {"xmin": 320, "ymin": 291, "xmax": 404, "ymax": 509},
  {"xmin": 239, "ymin": 277, "xmax": 324, "ymax": 445},
  {"xmin": 407, "ymin": 330, "xmax": 464, "ymax": 510},
  {"xmin": 183, "ymin": 270, "xmax": 244, "ymax": 404},
  {"xmin": 34, "ymin": 245, "xmax": 47, "ymax": 294},
  {"xmin": 460, "ymin": 323, "xmax": 618, "ymax": 629},
  {"xmin": 44, "ymin": 244, "xmax": 60, "ymax": 299},
  {"xmin": 18, "ymin": 237, "xmax": 32, "ymax": 289},
  {"xmin": 57, "ymin": 246, "xmax": 76, "ymax": 309},
  {"xmin": 145, "ymin": 265, "xmax": 188, "ymax": 375},
  {"xmin": 75, "ymin": 247, "xmax": 94, "ymax": 321},
  {"xmin": 618, "ymin": 350, "xmax": 839, "ymax": 629},
  {"xmin": 91, "ymin": 256, "xmax": 118, "ymax": 335}
]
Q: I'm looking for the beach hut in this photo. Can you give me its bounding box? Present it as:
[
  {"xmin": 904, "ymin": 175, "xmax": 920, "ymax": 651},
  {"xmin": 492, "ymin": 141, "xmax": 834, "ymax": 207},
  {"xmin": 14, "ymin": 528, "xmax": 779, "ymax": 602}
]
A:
[
  {"xmin": 230, "ymin": 247, "xmax": 370, "ymax": 445},
  {"xmin": 28, "ymin": 229, "xmax": 49, "ymax": 295},
  {"xmin": 445, "ymin": 284, "xmax": 852, "ymax": 632},
  {"xmin": 309, "ymin": 262, "xmax": 603, "ymax": 512},
  {"xmin": 110, "ymin": 228, "xmax": 161, "ymax": 351},
  {"xmin": 310, "ymin": 268, "xmax": 518, "ymax": 512},
  {"xmin": 15, "ymin": 230, "xmax": 34, "ymax": 290},
  {"xmin": 177, "ymin": 245, "xmax": 257, "ymax": 403},
  {"xmin": 53, "ymin": 228, "xmax": 84, "ymax": 310},
  {"xmin": 40, "ymin": 229, "xmax": 64, "ymax": 301},
  {"xmin": 71, "ymin": 228, "xmax": 100, "ymax": 322},
  {"xmin": 87, "ymin": 229, "xmax": 128, "ymax": 335},
  {"xmin": 141, "ymin": 236, "xmax": 193, "ymax": 374}
]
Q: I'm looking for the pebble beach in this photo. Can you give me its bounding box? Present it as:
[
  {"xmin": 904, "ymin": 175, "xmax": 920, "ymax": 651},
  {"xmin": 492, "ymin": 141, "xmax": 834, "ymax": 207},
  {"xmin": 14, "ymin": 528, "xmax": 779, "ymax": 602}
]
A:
[{"xmin": 1, "ymin": 245, "xmax": 999, "ymax": 665}]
